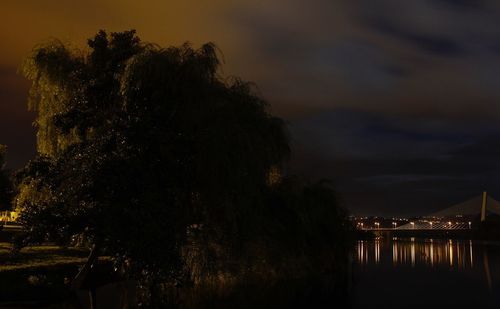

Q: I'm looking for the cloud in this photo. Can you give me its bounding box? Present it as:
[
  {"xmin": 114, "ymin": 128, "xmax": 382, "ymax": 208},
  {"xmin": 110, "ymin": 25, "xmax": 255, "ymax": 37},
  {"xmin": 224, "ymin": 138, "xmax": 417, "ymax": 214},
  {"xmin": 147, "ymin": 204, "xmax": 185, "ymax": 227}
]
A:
[
  {"xmin": 355, "ymin": 174, "xmax": 461, "ymax": 186},
  {"xmin": 289, "ymin": 109, "xmax": 484, "ymax": 160},
  {"xmin": 3, "ymin": 1, "xmax": 500, "ymax": 214},
  {"xmin": 365, "ymin": 17, "xmax": 465, "ymax": 57},
  {"xmin": 222, "ymin": 0, "xmax": 500, "ymax": 124},
  {"xmin": 4, "ymin": 0, "xmax": 500, "ymax": 120},
  {"xmin": 433, "ymin": 0, "xmax": 487, "ymax": 10},
  {"xmin": 290, "ymin": 108, "xmax": 500, "ymax": 215},
  {"xmin": 0, "ymin": 66, "xmax": 35, "ymax": 168}
]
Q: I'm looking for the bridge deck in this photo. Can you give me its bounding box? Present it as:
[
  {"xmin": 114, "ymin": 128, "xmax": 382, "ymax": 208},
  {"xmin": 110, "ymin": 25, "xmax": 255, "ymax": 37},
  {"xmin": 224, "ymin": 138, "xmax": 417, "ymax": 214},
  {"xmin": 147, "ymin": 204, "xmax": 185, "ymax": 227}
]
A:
[{"xmin": 360, "ymin": 227, "xmax": 471, "ymax": 231}]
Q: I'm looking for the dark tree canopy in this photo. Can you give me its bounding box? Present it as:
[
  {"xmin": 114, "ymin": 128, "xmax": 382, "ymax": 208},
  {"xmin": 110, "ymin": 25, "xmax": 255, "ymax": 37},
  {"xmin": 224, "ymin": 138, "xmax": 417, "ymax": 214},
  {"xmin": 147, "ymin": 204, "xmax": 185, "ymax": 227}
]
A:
[
  {"xmin": 16, "ymin": 31, "xmax": 350, "ymax": 301},
  {"xmin": 17, "ymin": 30, "xmax": 291, "ymax": 277}
]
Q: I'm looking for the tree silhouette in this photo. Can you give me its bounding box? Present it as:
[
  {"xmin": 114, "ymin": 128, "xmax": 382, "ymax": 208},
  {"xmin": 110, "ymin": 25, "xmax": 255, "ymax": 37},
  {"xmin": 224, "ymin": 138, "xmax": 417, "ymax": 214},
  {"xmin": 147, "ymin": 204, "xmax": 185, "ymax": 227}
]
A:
[
  {"xmin": 16, "ymin": 30, "xmax": 290, "ymax": 288},
  {"xmin": 15, "ymin": 31, "xmax": 351, "ymax": 306}
]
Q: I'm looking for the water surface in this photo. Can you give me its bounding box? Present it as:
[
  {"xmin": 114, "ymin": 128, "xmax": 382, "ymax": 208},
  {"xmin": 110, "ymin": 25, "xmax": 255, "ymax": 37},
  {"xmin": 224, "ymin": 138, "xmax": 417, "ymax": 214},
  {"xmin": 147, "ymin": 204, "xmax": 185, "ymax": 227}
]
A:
[{"xmin": 353, "ymin": 238, "xmax": 500, "ymax": 308}]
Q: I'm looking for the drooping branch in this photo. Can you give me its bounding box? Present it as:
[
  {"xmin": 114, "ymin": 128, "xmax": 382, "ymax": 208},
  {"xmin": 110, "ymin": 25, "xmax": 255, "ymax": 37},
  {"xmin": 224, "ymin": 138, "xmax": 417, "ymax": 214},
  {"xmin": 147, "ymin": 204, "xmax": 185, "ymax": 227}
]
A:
[{"xmin": 72, "ymin": 243, "xmax": 99, "ymax": 290}]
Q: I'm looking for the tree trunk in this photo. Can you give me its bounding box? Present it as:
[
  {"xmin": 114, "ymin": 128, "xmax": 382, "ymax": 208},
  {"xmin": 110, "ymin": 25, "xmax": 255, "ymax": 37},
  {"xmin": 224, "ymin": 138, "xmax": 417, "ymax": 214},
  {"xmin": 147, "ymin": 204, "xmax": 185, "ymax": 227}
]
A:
[{"xmin": 72, "ymin": 243, "xmax": 99, "ymax": 308}]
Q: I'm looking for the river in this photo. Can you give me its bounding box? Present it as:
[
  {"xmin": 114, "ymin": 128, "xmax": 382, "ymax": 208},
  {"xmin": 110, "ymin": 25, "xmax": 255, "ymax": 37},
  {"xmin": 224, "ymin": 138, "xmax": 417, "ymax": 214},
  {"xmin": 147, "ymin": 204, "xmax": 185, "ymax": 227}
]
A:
[{"xmin": 352, "ymin": 238, "xmax": 500, "ymax": 308}]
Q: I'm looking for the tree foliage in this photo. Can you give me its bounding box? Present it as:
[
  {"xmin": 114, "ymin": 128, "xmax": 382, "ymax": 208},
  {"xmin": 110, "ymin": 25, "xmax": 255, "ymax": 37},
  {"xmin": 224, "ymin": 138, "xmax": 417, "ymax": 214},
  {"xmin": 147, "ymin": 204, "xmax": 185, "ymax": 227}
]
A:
[
  {"xmin": 265, "ymin": 178, "xmax": 351, "ymax": 262},
  {"xmin": 17, "ymin": 30, "xmax": 291, "ymax": 277},
  {"xmin": 16, "ymin": 31, "xmax": 350, "ymax": 298}
]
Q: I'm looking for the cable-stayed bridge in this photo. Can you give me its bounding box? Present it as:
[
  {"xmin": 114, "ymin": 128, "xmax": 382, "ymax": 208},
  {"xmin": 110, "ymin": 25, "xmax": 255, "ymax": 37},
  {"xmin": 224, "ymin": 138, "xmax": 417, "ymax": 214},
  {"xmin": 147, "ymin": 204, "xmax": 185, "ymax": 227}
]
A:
[
  {"xmin": 395, "ymin": 192, "xmax": 500, "ymax": 231},
  {"xmin": 429, "ymin": 193, "xmax": 500, "ymax": 219},
  {"xmin": 356, "ymin": 192, "xmax": 500, "ymax": 231},
  {"xmin": 396, "ymin": 221, "xmax": 471, "ymax": 230}
]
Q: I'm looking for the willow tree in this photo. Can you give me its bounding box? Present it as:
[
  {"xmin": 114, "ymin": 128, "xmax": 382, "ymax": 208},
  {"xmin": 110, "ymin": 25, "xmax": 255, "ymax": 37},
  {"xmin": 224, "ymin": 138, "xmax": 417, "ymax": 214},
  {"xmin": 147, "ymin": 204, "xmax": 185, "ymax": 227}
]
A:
[{"xmin": 16, "ymin": 30, "xmax": 290, "ymax": 287}]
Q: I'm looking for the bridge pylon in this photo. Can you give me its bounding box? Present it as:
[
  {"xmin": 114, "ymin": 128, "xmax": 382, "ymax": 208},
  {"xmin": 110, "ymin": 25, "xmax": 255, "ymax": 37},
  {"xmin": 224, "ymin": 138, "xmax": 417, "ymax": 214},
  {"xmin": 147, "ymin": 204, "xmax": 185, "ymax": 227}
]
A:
[{"xmin": 481, "ymin": 191, "xmax": 487, "ymax": 222}]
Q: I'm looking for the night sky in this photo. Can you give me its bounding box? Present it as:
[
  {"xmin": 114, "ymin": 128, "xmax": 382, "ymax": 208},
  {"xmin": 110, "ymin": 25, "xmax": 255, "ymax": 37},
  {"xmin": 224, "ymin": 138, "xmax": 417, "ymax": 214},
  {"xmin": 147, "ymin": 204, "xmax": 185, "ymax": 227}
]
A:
[{"xmin": 2, "ymin": 0, "xmax": 500, "ymax": 216}]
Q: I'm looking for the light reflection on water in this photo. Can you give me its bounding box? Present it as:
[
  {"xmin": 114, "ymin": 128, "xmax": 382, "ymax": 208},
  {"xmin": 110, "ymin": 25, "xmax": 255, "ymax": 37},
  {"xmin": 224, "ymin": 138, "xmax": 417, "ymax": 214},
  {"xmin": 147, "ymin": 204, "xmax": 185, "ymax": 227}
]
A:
[
  {"xmin": 357, "ymin": 238, "xmax": 476, "ymax": 269},
  {"xmin": 354, "ymin": 238, "xmax": 500, "ymax": 307}
]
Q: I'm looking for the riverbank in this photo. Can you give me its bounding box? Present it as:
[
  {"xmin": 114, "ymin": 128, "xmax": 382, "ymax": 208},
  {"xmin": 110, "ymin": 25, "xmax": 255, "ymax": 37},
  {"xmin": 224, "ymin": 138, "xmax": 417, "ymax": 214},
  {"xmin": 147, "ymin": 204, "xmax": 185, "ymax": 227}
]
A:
[
  {"xmin": 0, "ymin": 242, "xmax": 89, "ymax": 305},
  {"xmin": 0, "ymin": 240, "xmax": 353, "ymax": 307},
  {"xmin": 0, "ymin": 242, "xmax": 121, "ymax": 306}
]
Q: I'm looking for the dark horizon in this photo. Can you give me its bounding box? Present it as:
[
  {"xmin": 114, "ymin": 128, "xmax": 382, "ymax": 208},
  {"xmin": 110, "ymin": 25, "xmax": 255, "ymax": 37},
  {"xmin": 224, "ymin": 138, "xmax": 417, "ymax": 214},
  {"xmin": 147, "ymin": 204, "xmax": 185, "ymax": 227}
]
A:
[{"xmin": 3, "ymin": 1, "xmax": 500, "ymax": 216}]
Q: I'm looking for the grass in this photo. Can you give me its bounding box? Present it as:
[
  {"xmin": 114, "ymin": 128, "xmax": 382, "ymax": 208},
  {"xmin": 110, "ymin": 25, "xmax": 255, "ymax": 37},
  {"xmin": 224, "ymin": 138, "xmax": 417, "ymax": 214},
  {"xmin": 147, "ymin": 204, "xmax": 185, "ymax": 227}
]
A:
[
  {"xmin": 0, "ymin": 242, "xmax": 115, "ymax": 304},
  {"xmin": 0, "ymin": 242, "xmax": 90, "ymax": 272}
]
